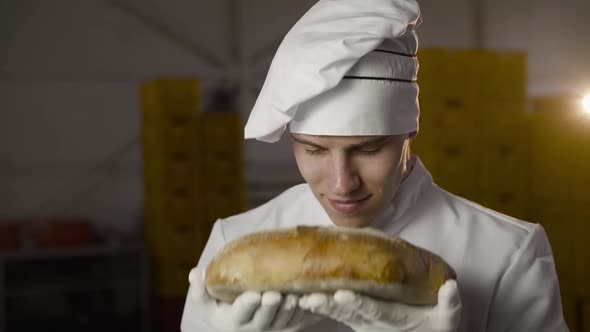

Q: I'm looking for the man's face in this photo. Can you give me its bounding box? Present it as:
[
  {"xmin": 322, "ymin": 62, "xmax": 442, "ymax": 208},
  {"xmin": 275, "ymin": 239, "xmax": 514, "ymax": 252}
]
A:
[{"xmin": 292, "ymin": 133, "xmax": 410, "ymax": 228}]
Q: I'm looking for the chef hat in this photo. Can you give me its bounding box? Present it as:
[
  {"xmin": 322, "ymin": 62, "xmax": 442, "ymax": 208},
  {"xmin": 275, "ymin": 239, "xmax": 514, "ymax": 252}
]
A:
[{"xmin": 244, "ymin": 0, "xmax": 422, "ymax": 143}]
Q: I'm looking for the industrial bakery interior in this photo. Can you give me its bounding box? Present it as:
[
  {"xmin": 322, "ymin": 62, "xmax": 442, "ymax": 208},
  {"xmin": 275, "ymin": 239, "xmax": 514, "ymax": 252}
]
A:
[{"xmin": 1, "ymin": 0, "xmax": 589, "ymax": 331}]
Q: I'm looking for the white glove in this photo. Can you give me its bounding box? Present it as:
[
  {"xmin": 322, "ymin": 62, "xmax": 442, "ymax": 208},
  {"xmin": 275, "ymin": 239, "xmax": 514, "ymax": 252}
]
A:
[
  {"xmin": 298, "ymin": 280, "xmax": 461, "ymax": 332},
  {"xmin": 188, "ymin": 268, "xmax": 322, "ymax": 332}
]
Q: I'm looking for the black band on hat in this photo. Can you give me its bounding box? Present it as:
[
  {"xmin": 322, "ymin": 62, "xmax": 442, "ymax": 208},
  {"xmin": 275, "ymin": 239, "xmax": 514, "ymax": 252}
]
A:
[
  {"xmin": 373, "ymin": 49, "xmax": 417, "ymax": 58},
  {"xmin": 342, "ymin": 75, "xmax": 417, "ymax": 83}
]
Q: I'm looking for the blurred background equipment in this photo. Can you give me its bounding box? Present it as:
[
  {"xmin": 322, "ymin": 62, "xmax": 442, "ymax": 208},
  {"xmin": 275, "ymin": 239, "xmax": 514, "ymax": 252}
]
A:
[
  {"xmin": 415, "ymin": 49, "xmax": 530, "ymax": 220},
  {"xmin": 2, "ymin": 0, "xmax": 590, "ymax": 331},
  {"xmin": 413, "ymin": 50, "xmax": 590, "ymax": 332},
  {"xmin": 0, "ymin": 218, "xmax": 149, "ymax": 332},
  {"xmin": 583, "ymin": 95, "xmax": 590, "ymax": 114},
  {"xmin": 140, "ymin": 78, "xmax": 246, "ymax": 332},
  {"xmin": 529, "ymin": 96, "xmax": 590, "ymax": 332}
]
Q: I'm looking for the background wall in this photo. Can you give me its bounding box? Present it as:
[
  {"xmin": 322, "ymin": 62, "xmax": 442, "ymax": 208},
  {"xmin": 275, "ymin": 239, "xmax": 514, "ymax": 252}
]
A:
[{"xmin": 1, "ymin": 0, "xmax": 589, "ymax": 232}]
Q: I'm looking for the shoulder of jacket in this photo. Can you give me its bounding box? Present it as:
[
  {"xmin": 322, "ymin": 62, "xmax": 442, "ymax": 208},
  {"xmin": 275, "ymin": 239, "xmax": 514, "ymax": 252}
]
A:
[
  {"xmin": 432, "ymin": 185, "xmax": 537, "ymax": 236},
  {"xmin": 441, "ymin": 190, "xmax": 554, "ymax": 262}
]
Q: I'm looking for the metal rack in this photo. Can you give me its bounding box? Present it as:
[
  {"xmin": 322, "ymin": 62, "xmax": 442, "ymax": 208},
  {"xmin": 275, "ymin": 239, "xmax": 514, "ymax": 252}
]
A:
[{"xmin": 0, "ymin": 244, "xmax": 150, "ymax": 332}]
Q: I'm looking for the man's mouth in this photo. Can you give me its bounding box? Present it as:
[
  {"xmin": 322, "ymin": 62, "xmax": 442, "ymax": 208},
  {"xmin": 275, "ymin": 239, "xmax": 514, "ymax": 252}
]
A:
[{"xmin": 327, "ymin": 195, "xmax": 371, "ymax": 214}]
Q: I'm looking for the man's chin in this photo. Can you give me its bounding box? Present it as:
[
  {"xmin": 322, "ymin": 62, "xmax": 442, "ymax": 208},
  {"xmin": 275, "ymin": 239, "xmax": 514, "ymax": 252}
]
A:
[{"xmin": 328, "ymin": 214, "xmax": 373, "ymax": 228}]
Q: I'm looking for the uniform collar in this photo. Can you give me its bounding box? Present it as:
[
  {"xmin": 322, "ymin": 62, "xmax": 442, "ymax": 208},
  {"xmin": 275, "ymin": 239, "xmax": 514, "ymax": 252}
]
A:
[{"xmin": 372, "ymin": 154, "xmax": 433, "ymax": 233}]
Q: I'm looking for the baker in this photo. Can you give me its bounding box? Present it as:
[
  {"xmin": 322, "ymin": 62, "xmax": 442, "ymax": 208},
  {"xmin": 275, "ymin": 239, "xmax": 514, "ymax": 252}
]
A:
[{"xmin": 180, "ymin": 0, "xmax": 568, "ymax": 331}]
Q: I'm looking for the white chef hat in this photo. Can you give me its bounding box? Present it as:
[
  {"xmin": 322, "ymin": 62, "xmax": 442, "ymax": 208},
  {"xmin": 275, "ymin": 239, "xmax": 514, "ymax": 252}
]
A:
[{"xmin": 244, "ymin": 0, "xmax": 422, "ymax": 143}]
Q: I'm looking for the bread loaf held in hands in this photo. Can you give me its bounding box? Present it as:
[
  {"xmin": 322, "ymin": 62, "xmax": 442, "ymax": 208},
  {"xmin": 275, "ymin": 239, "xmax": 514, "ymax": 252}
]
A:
[{"xmin": 205, "ymin": 226, "xmax": 456, "ymax": 305}]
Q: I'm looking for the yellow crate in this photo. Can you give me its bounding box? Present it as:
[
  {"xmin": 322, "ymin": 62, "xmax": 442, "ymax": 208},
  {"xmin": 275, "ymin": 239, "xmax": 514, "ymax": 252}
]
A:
[
  {"xmin": 207, "ymin": 189, "xmax": 247, "ymax": 219},
  {"xmin": 143, "ymin": 165, "xmax": 203, "ymax": 188},
  {"xmin": 455, "ymin": 50, "xmax": 526, "ymax": 101},
  {"xmin": 206, "ymin": 177, "xmax": 247, "ymax": 209},
  {"xmin": 142, "ymin": 159, "xmax": 204, "ymax": 196},
  {"xmin": 429, "ymin": 139, "xmax": 482, "ymax": 201},
  {"xmin": 428, "ymin": 96, "xmax": 481, "ymax": 130},
  {"xmin": 144, "ymin": 159, "xmax": 205, "ymax": 190},
  {"xmin": 145, "ymin": 224, "xmax": 199, "ymax": 260},
  {"xmin": 485, "ymin": 53, "xmax": 525, "ymax": 101},
  {"xmin": 433, "ymin": 172, "xmax": 481, "ymax": 202},
  {"xmin": 151, "ymin": 258, "xmax": 195, "ymax": 297},
  {"xmin": 562, "ymin": 296, "xmax": 578, "ymax": 332},
  {"xmin": 140, "ymin": 78, "xmax": 200, "ymax": 120},
  {"xmin": 418, "ymin": 49, "xmax": 526, "ymax": 101},
  {"xmin": 417, "ymin": 49, "xmax": 449, "ymax": 76},
  {"xmin": 417, "ymin": 48, "xmax": 450, "ymax": 77},
  {"xmin": 531, "ymin": 98, "xmax": 590, "ymax": 200},
  {"xmin": 479, "ymin": 101, "xmax": 529, "ymax": 133},
  {"xmin": 532, "ymin": 200, "xmax": 579, "ymax": 294},
  {"xmin": 479, "ymin": 144, "xmax": 531, "ymax": 198},
  {"xmin": 202, "ymin": 112, "xmax": 243, "ymax": 141},
  {"xmin": 161, "ymin": 124, "xmax": 202, "ymax": 149},
  {"xmin": 416, "ymin": 48, "xmax": 450, "ymax": 99},
  {"xmin": 479, "ymin": 192, "xmax": 530, "ymax": 221},
  {"xmin": 144, "ymin": 174, "xmax": 206, "ymax": 200},
  {"xmin": 205, "ymin": 159, "xmax": 244, "ymax": 180},
  {"xmin": 411, "ymin": 100, "xmax": 439, "ymax": 169},
  {"xmin": 145, "ymin": 182, "xmax": 208, "ymax": 210},
  {"xmin": 140, "ymin": 78, "xmax": 203, "ymax": 172},
  {"xmin": 480, "ymin": 161, "xmax": 530, "ymax": 194},
  {"xmin": 575, "ymin": 205, "xmax": 590, "ymax": 297},
  {"xmin": 141, "ymin": 135, "xmax": 203, "ymax": 163},
  {"xmin": 144, "ymin": 213, "xmax": 214, "ymax": 260},
  {"xmin": 145, "ymin": 196, "xmax": 206, "ymax": 226},
  {"xmin": 141, "ymin": 106, "xmax": 202, "ymax": 137},
  {"xmin": 165, "ymin": 160, "xmax": 205, "ymax": 187},
  {"xmin": 141, "ymin": 107, "xmax": 201, "ymax": 133},
  {"xmin": 583, "ymin": 301, "xmax": 590, "ymax": 332},
  {"xmin": 414, "ymin": 97, "xmax": 476, "ymax": 173},
  {"xmin": 410, "ymin": 136, "xmax": 436, "ymax": 171},
  {"xmin": 451, "ymin": 50, "xmax": 494, "ymax": 100},
  {"xmin": 142, "ymin": 153, "xmax": 205, "ymax": 201}
]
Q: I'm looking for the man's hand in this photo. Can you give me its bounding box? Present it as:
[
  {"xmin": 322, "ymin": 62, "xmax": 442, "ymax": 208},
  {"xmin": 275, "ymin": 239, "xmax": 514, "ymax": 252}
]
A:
[
  {"xmin": 188, "ymin": 268, "xmax": 321, "ymax": 332},
  {"xmin": 298, "ymin": 280, "xmax": 461, "ymax": 332}
]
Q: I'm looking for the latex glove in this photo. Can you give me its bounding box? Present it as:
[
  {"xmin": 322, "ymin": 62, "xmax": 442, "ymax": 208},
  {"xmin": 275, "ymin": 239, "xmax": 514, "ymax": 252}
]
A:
[
  {"xmin": 299, "ymin": 280, "xmax": 461, "ymax": 332},
  {"xmin": 188, "ymin": 268, "xmax": 321, "ymax": 332}
]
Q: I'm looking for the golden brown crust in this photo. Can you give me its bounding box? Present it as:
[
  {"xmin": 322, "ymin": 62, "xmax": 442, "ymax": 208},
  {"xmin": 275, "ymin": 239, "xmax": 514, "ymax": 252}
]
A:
[{"xmin": 205, "ymin": 226, "xmax": 456, "ymax": 305}]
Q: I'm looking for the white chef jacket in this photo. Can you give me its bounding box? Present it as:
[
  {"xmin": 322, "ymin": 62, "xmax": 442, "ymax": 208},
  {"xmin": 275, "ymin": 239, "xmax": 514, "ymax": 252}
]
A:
[{"xmin": 180, "ymin": 156, "xmax": 569, "ymax": 332}]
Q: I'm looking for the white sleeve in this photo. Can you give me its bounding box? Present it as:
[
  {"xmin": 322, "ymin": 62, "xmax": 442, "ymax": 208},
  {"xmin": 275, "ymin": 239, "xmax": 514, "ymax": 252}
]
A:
[
  {"xmin": 180, "ymin": 219, "xmax": 227, "ymax": 332},
  {"xmin": 487, "ymin": 224, "xmax": 569, "ymax": 332}
]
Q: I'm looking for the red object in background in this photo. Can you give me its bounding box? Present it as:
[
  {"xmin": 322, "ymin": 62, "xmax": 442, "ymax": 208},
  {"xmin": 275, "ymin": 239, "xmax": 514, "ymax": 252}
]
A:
[
  {"xmin": 29, "ymin": 217, "xmax": 93, "ymax": 248},
  {"xmin": 0, "ymin": 223, "xmax": 21, "ymax": 252},
  {"xmin": 152, "ymin": 295, "xmax": 185, "ymax": 332}
]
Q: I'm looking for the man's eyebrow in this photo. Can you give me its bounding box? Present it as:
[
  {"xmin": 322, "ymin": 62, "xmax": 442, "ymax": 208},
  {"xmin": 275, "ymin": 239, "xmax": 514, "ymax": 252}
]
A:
[
  {"xmin": 291, "ymin": 135, "xmax": 326, "ymax": 149},
  {"xmin": 349, "ymin": 136, "xmax": 392, "ymax": 149}
]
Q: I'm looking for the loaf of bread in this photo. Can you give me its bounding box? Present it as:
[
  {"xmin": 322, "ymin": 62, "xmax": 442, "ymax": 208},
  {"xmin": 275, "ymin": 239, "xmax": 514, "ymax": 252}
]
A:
[{"xmin": 205, "ymin": 226, "xmax": 456, "ymax": 305}]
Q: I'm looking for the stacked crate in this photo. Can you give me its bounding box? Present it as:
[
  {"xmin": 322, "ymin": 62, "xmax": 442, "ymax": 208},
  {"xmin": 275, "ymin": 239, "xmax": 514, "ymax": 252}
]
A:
[
  {"xmin": 413, "ymin": 49, "xmax": 480, "ymax": 200},
  {"xmin": 530, "ymin": 96, "xmax": 590, "ymax": 332},
  {"xmin": 478, "ymin": 100, "xmax": 532, "ymax": 220},
  {"xmin": 202, "ymin": 112, "xmax": 247, "ymax": 223},
  {"xmin": 415, "ymin": 50, "xmax": 589, "ymax": 328},
  {"xmin": 140, "ymin": 78, "xmax": 246, "ymax": 301},
  {"xmin": 414, "ymin": 49, "xmax": 530, "ymax": 220}
]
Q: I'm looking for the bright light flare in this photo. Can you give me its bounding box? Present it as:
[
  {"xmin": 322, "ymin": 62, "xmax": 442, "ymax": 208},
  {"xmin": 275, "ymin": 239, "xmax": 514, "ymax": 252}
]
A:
[{"xmin": 583, "ymin": 95, "xmax": 590, "ymax": 114}]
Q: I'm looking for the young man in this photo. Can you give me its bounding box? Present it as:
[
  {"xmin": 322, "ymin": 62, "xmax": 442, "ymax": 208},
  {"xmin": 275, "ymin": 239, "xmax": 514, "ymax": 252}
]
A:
[{"xmin": 180, "ymin": 0, "xmax": 568, "ymax": 331}]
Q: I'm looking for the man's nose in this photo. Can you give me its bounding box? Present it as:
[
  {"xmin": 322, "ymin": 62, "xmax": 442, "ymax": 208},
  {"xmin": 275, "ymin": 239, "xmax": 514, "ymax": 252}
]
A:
[{"xmin": 329, "ymin": 155, "xmax": 360, "ymax": 196}]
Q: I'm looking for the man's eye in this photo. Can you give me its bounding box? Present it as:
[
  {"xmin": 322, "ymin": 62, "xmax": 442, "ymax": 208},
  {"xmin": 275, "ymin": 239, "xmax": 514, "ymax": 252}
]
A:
[
  {"xmin": 305, "ymin": 148, "xmax": 325, "ymax": 156},
  {"xmin": 357, "ymin": 147, "xmax": 381, "ymax": 155}
]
